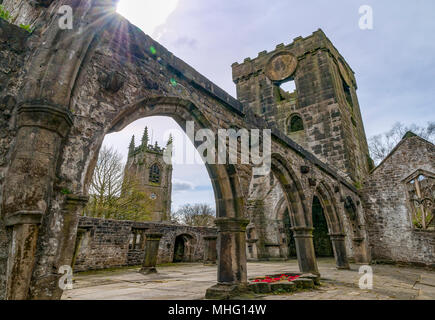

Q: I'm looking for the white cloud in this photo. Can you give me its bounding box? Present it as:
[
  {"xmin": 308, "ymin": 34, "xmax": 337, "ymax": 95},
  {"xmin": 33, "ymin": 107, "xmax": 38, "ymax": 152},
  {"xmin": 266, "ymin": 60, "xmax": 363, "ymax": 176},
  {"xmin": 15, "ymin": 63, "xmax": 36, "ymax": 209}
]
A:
[{"xmin": 172, "ymin": 179, "xmax": 194, "ymax": 192}]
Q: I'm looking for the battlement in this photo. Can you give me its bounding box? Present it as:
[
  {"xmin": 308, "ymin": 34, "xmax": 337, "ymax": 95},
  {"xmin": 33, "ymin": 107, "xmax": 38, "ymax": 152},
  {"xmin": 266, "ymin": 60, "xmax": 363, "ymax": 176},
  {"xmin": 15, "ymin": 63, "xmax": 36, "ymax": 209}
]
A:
[{"xmin": 232, "ymin": 29, "xmax": 356, "ymax": 88}]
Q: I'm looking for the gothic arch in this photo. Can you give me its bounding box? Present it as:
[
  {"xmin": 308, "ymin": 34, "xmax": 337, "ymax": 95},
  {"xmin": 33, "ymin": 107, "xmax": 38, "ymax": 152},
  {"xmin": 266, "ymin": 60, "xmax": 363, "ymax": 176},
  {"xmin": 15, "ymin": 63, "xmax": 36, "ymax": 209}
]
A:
[
  {"xmin": 81, "ymin": 97, "xmax": 246, "ymax": 220},
  {"xmin": 148, "ymin": 162, "xmax": 162, "ymax": 184},
  {"xmin": 287, "ymin": 113, "xmax": 304, "ymax": 133},
  {"xmin": 313, "ymin": 182, "xmax": 343, "ymax": 234},
  {"xmin": 312, "ymin": 182, "xmax": 350, "ymax": 269},
  {"xmin": 172, "ymin": 233, "xmax": 197, "ymax": 262},
  {"xmin": 270, "ymin": 153, "xmax": 319, "ymax": 275},
  {"xmin": 270, "ymin": 153, "xmax": 308, "ymax": 227},
  {"xmin": 74, "ymin": 97, "xmax": 250, "ymax": 295}
]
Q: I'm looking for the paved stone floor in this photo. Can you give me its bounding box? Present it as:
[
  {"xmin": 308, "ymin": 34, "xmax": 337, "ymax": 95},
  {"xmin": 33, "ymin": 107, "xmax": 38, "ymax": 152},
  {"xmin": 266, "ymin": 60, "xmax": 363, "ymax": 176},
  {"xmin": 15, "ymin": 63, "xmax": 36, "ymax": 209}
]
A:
[{"xmin": 62, "ymin": 258, "xmax": 435, "ymax": 300}]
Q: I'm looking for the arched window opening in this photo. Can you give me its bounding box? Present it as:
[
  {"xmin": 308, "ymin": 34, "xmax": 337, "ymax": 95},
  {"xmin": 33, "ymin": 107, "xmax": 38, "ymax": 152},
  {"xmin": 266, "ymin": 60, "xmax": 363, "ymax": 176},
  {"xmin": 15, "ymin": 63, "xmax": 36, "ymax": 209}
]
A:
[
  {"xmin": 149, "ymin": 163, "xmax": 161, "ymax": 184},
  {"xmin": 173, "ymin": 234, "xmax": 195, "ymax": 262},
  {"xmin": 406, "ymin": 173, "xmax": 434, "ymax": 230},
  {"xmin": 288, "ymin": 115, "xmax": 304, "ymax": 133}
]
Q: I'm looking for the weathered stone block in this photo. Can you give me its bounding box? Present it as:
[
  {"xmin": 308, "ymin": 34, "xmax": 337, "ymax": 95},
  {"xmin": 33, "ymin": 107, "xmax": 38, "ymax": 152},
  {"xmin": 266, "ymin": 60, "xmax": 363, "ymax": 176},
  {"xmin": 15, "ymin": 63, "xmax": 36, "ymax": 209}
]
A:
[
  {"xmin": 270, "ymin": 281, "xmax": 296, "ymax": 293},
  {"xmin": 293, "ymin": 278, "xmax": 315, "ymax": 289}
]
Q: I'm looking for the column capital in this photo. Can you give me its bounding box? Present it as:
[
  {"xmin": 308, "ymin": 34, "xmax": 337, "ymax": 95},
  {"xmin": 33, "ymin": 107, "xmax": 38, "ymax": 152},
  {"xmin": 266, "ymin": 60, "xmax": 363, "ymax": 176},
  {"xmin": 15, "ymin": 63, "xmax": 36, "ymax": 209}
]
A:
[
  {"xmin": 352, "ymin": 237, "xmax": 364, "ymax": 242},
  {"xmin": 204, "ymin": 235, "xmax": 218, "ymax": 241},
  {"xmin": 17, "ymin": 102, "xmax": 73, "ymax": 138},
  {"xmin": 215, "ymin": 218, "xmax": 250, "ymax": 232},
  {"xmin": 4, "ymin": 210, "xmax": 43, "ymax": 227},
  {"xmin": 292, "ymin": 226, "xmax": 314, "ymax": 238},
  {"xmin": 65, "ymin": 194, "xmax": 89, "ymax": 204},
  {"xmin": 145, "ymin": 233, "xmax": 163, "ymax": 240},
  {"xmin": 329, "ymin": 233, "xmax": 346, "ymax": 241}
]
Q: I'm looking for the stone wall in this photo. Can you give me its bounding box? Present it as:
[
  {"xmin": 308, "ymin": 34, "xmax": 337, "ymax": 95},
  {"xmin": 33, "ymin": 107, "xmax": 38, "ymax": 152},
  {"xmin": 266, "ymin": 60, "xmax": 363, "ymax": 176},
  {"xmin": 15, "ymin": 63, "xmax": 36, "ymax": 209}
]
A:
[
  {"xmin": 0, "ymin": 18, "xmax": 29, "ymax": 300},
  {"xmin": 362, "ymin": 136, "xmax": 435, "ymax": 268},
  {"xmin": 246, "ymin": 172, "xmax": 366, "ymax": 263},
  {"xmin": 72, "ymin": 217, "xmax": 217, "ymax": 272}
]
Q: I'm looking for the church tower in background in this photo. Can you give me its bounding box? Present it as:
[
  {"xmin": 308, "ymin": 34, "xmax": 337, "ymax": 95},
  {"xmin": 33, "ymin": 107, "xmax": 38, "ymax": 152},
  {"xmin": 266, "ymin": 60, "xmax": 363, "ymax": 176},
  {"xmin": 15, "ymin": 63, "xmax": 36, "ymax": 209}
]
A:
[{"xmin": 124, "ymin": 127, "xmax": 173, "ymax": 221}]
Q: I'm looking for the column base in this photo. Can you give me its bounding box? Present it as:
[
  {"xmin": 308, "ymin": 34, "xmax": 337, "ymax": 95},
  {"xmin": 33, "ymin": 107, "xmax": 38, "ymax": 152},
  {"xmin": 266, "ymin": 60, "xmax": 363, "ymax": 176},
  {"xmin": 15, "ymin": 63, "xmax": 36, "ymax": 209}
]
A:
[
  {"xmin": 336, "ymin": 266, "xmax": 350, "ymax": 270},
  {"xmin": 300, "ymin": 273, "xmax": 321, "ymax": 286},
  {"xmin": 205, "ymin": 283, "xmax": 250, "ymax": 300},
  {"xmin": 139, "ymin": 267, "xmax": 157, "ymax": 275}
]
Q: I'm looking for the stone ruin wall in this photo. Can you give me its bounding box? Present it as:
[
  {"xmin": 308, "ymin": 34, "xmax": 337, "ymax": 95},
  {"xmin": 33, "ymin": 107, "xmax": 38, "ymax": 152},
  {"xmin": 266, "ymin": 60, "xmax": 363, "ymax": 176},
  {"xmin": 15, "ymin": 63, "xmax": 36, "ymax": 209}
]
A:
[
  {"xmin": 72, "ymin": 217, "xmax": 217, "ymax": 272},
  {"xmin": 247, "ymin": 173, "xmax": 364, "ymax": 262},
  {"xmin": 0, "ymin": 18, "xmax": 30, "ymax": 300},
  {"xmin": 361, "ymin": 136, "xmax": 435, "ymax": 268}
]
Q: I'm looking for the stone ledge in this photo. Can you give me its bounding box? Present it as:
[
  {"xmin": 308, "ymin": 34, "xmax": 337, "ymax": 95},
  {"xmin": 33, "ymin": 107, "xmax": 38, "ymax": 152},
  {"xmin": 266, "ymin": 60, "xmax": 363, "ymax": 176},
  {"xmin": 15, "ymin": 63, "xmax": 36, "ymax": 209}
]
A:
[
  {"xmin": 4, "ymin": 211, "xmax": 43, "ymax": 226},
  {"xmin": 205, "ymin": 283, "xmax": 250, "ymax": 300}
]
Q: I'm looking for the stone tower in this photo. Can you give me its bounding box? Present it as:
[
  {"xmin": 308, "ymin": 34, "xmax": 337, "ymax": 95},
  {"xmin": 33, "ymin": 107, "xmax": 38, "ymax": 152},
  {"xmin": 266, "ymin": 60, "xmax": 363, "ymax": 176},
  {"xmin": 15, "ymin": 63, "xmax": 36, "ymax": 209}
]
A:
[
  {"xmin": 124, "ymin": 127, "xmax": 173, "ymax": 221},
  {"xmin": 232, "ymin": 29, "xmax": 372, "ymax": 183}
]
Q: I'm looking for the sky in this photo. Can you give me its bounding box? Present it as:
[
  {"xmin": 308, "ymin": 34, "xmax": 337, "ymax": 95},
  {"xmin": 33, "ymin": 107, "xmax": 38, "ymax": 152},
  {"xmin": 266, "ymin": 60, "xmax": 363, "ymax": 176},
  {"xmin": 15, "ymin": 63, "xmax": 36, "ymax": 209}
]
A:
[{"xmin": 109, "ymin": 0, "xmax": 435, "ymax": 212}]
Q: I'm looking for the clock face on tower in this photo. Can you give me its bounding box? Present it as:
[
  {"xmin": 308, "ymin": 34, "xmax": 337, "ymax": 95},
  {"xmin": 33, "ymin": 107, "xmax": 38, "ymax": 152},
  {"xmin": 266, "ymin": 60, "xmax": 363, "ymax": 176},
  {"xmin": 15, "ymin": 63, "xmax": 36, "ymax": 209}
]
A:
[
  {"xmin": 265, "ymin": 51, "xmax": 298, "ymax": 82},
  {"xmin": 150, "ymin": 193, "xmax": 157, "ymax": 200}
]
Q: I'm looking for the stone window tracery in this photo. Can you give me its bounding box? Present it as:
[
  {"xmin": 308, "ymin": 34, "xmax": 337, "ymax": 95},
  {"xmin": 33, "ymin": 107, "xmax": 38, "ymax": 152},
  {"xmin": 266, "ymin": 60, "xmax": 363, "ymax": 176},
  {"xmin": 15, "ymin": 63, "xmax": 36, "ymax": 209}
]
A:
[
  {"xmin": 406, "ymin": 172, "xmax": 434, "ymax": 230},
  {"xmin": 149, "ymin": 163, "xmax": 161, "ymax": 184}
]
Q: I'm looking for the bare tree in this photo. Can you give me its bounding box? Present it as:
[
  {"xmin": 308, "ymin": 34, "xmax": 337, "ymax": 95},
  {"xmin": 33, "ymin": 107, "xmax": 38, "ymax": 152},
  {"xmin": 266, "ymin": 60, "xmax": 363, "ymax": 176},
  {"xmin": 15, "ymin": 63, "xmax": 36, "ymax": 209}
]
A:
[
  {"xmin": 369, "ymin": 122, "xmax": 434, "ymax": 165},
  {"xmin": 173, "ymin": 203, "xmax": 216, "ymax": 227},
  {"xmin": 85, "ymin": 146, "xmax": 153, "ymax": 221}
]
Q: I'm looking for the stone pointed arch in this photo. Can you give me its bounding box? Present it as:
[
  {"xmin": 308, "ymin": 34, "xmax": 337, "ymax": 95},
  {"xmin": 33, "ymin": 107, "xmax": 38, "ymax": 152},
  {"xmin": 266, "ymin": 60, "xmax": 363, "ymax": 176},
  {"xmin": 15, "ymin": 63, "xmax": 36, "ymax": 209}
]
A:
[
  {"xmin": 313, "ymin": 181, "xmax": 350, "ymax": 269},
  {"xmin": 314, "ymin": 182, "xmax": 343, "ymax": 234},
  {"xmin": 270, "ymin": 153, "xmax": 319, "ymax": 275},
  {"xmin": 73, "ymin": 97, "xmax": 249, "ymax": 298},
  {"xmin": 271, "ymin": 153, "xmax": 308, "ymax": 227},
  {"xmin": 81, "ymin": 97, "xmax": 246, "ymax": 220}
]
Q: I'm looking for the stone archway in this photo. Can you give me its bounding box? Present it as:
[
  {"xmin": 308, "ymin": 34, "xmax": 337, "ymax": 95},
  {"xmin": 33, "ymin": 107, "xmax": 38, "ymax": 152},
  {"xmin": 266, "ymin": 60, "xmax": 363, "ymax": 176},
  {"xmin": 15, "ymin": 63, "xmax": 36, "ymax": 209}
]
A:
[
  {"xmin": 173, "ymin": 234, "xmax": 196, "ymax": 262},
  {"xmin": 312, "ymin": 182, "xmax": 350, "ymax": 269},
  {"xmin": 0, "ymin": 0, "xmax": 367, "ymax": 300},
  {"xmin": 312, "ymin": 195, "xmax": 334, "ymax": 257},
  {"xmin": 270, "ymin": 154, "xmax": 319, "ymax": 275}
]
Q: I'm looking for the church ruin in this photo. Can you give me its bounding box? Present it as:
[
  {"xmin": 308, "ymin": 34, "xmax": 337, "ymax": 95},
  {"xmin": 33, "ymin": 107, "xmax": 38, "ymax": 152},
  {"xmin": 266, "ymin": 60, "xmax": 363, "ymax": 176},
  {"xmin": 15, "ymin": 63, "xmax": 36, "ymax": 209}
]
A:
[{"xmin": 0, "ymin": 0, "xmax": 433, "ymax": 300}]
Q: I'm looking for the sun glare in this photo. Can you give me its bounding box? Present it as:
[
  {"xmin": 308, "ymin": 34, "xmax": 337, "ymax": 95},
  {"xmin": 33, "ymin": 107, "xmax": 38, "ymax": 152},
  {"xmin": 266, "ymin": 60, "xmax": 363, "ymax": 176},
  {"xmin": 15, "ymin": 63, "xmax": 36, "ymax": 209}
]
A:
[{"xmin": 116, "ymin": 0, "xmax": 179, "ymax": 36}]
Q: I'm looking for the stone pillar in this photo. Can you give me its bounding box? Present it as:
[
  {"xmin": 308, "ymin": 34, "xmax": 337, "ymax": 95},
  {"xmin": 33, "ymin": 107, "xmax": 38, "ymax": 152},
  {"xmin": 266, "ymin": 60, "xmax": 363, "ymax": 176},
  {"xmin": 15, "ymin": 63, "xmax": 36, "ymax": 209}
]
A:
[
  {"xmin": 329, "ymin": 234, "xmax": 350, "ymax": 269},
  {"xmin": 139, "ymin": 233, "xmax": 162, "ymax": 274},
  {"xmin": 352, "ymin": 237, "xmax": 370, "ymax": 264},
  {"xmin": 205, "ymin": 218, "xmax": 249, "ymax": 299},
  {"xmin": 3, "ymin": 104, "xmax": 72, "ymax": 300},
  {"xmin": 292, "ymin": 227, "xmax": 319, "ymax": 275},
  {"xmin": 203, "ymin": 236, "xmax": 217, "ymax": 266},
  {"xmin": 246, "ymin": 239, "xmax": 258, "ymax": 261},
  {"xmin": 28, "ymin": 195, "xmax": 89, "ymax": 300}
]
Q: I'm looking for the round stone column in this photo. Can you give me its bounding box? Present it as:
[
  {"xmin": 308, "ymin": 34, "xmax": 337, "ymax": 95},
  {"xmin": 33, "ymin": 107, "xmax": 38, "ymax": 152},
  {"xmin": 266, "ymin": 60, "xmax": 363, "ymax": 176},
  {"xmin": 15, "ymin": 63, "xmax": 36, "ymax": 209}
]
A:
[
  {"xmin": 292, "ymin": 227, "xmax": 320, "ymax": 275},
  {"xmin": 205, "ymin": 217, "xmax": 249, "ymax": 299},
  {"xmin": 329, "ymin": 233, "xmax": 350, "ymax": 269},
  {"xmin": 139, "ymin": 233, "xmax": 163, "ymax": 274},
  {"xmin": 203, "ymin": 235, "xmax": 217, "ymax": 266}
]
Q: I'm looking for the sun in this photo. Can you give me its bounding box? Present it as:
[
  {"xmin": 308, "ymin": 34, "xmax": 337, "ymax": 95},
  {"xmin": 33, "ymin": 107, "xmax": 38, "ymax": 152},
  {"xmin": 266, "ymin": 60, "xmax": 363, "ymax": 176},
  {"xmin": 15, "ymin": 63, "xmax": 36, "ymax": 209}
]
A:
[{"xmin": 116, "ymin": 0, "xmax": 179, "ymax": 36}]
